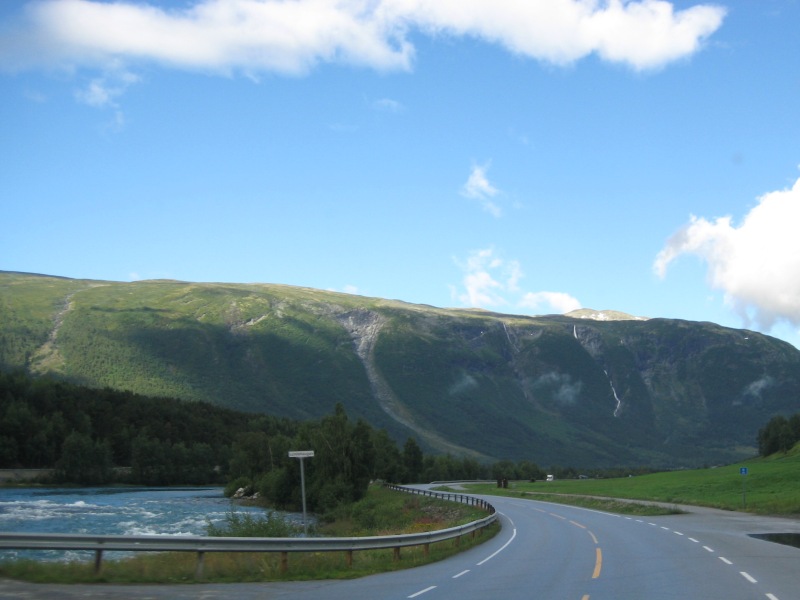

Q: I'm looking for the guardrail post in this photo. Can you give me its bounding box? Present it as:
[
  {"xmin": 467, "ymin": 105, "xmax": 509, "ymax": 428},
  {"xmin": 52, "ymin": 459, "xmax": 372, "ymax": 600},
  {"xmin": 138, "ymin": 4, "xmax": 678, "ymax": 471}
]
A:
[
  {"xmin": 423, "ymin": 543, "xmax": 430, "ymax": 557},
  {"xmin": 280, "ymin": 551, "xmax": 289, "ymax": 573},
  {"xmin": 393, "ymin": 547, "xmax": 400, "ymax": 561},
  {"xmin": 346, "ymin": 550, "xmax": 353, "ymax": 567},
  {"xmin": 195, "ymin": 551, "xmax": 205, "ymax": 579},
  {"xmin": 93, "ymin": 549, "xmax": 103, "ymax": 575}
]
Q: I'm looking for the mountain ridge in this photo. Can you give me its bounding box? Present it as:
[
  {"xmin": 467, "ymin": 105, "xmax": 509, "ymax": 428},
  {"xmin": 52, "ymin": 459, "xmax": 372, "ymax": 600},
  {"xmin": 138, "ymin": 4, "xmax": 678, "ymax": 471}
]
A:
[{"xmin": 2, "ymin": 271, "xmax": 799, "ymax": 468}]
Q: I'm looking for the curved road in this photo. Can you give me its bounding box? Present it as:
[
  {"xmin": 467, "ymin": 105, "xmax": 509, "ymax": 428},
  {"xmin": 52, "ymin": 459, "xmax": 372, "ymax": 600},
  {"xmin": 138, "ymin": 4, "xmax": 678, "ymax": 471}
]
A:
[{"xmin": 2, "ymin": 494, "xmax": 799, "ymax": 599}]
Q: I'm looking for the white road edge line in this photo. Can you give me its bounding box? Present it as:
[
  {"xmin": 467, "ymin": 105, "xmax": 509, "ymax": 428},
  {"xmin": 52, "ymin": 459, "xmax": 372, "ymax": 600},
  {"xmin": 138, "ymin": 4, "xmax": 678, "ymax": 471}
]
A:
[
  {"xmin": 453, "ymin": 570, "xmax": 470, "ymax": 579},
  {"xmin": 740, "ymin": 572, "xmax": 757, "ymax": 583},
  {"xmin": 408, "ymin": 585, "xmax": 437, "ymax": 598},
  {"xmin": 477, "ymin": 513, "xmax": 516, "ymax": 566}
]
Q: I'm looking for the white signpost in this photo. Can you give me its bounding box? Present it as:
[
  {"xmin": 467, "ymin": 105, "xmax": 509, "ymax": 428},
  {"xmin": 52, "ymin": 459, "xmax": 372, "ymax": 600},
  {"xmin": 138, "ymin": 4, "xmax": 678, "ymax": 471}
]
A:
[{"xmin": 289, "ymin": 451, "xmax": 314, "ymax": 535}]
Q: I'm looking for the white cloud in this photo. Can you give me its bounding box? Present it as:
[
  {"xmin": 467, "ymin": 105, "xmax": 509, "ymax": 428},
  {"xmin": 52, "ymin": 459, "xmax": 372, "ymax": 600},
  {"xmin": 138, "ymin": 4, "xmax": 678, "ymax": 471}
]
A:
[
  {"xmin": 533, "ymin": 372, "xmax": 583, "ymax": 405},
  {"xmin": 372, "ymin": 97, "xmax": 404, "ymax": 113},
  {"xmin": 519, "ymin": 291, "xmax": 582, "ymax": 314},
  {"xmin": 654, "ymin": 177, "xmax": 800, "ymax": 330},
  {"xmin": 454, "ymin": 247, "xmax": 580, "ymax": 315},
  {"xmin": 455, "ymin": 247, "xmax": 514, "ymax": 307},
  {"xmin": 75, "ymin": 70, "xmax": 139, "ymax": 107},
  {"xmin": 384, "ymin": 0, "xmax": 726, "ymax": 70},
  {"xmin": 71, "ymin": 68, "xmax": 138, "ymax": 131},
  {"xmin": 461, "ymin": 164, "xmax": 502, "ymax": 217},
  {"xmin": 0, "ymin": 0, "xmax": 414, "ymax": 75},
  {"xmin": 0, "ymin": 0, "xmax": 725, "ymax": 78}
]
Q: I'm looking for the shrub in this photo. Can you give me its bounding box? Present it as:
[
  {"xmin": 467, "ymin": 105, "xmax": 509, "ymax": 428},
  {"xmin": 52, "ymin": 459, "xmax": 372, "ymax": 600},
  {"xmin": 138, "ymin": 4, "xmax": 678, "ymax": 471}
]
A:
[
  {"xmin": 224, "ymin": 476, "xmax": 253, "ymax": 498},
  {"xmin": 207, "ymin": 509, "xmax": 303, "ymax": 537}
]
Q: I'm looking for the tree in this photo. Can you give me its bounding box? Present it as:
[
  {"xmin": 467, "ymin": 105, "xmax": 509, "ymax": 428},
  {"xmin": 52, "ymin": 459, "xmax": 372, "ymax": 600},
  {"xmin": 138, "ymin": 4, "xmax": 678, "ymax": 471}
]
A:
[
  {"xmin": 758, "ymin": 415, "xmax": 793, "ymax": 456},
  {"xmin": 306, "ymin": 404, "xmax": 374, "ymax": 512},
  {"xmin": 402, "ymin": 437, "xmax": 423, "ymax": 483},
  {"xmin": 184, "ymin": 442, "xmax": 216, "ymax": 483},
  {"xmin": 789, "ymin": 414, "xmax": 800, "ymax": 444},
  {"xmin": 55, "ymin": 431, "xmax": 112, "ymax": 484},
  {"xmin": 131, "ymin": 433, "xmax": 170, "ymax": 485},
  {"xmin": 517, "ymin": 460, "xmax": 545, "ymax": 481},
  {"xmin": 349, "ymin": 419, "xmax": 375, "ymax": 499},
  {"xmin": 491, "ymin": 459, "xmax": 517, "ymax": 481},
  {"xmin": 370, "ymin": 428, "xmax": 403, "ymax": 482},
  {"xmin": 228, "ymin": 431, "xmax": 271, "ymax": 480}
]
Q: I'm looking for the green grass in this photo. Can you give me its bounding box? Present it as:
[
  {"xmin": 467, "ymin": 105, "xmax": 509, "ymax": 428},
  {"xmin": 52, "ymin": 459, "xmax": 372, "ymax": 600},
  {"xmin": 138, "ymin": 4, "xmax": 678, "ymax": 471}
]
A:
[
  {"xmin": 0, "ymin": 486, "xmax": 498, "ymax": 584},
  {"xmin": 464, "ymin": 447, "xmax": 800, "ymax": 516}
]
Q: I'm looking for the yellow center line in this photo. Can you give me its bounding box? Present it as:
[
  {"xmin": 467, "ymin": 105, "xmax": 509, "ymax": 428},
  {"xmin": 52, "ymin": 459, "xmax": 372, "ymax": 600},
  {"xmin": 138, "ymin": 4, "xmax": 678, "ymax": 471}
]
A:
[
  {"xmin": 592, "ymin": 547, "xmax": 603, "ymax": 579},
  {"xmin": 582, "ymin": 596, "xmax": 591, "ymax": 600}
]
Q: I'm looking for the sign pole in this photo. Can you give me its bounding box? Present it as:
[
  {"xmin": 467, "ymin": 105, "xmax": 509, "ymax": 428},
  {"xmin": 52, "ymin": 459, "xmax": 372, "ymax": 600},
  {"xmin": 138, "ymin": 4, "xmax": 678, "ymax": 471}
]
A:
[
  {"xmin": 289, "ymin": 451, "xmax": 314, "ymax": 535},
  {"xmin": 739, "ymin": 467, "xmax": 748, "ymax": 509}
]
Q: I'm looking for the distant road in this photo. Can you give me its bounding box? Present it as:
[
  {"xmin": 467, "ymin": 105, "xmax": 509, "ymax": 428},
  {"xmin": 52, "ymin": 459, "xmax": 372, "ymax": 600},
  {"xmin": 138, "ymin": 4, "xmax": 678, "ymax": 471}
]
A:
[{"xmin": 3, "ymin": 494, "xmax": 799, "ymax": 599}]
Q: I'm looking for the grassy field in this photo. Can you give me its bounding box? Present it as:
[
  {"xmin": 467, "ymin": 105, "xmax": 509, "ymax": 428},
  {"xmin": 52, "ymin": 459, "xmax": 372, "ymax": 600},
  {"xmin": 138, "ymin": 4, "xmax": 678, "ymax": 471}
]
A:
[
  {"xmin": 0, "ymin": 486, "xmax": 498, "ymax": 584},
  {"xmin": 465, "ymin": 447, "xmax": 800, "ymax": 516}
]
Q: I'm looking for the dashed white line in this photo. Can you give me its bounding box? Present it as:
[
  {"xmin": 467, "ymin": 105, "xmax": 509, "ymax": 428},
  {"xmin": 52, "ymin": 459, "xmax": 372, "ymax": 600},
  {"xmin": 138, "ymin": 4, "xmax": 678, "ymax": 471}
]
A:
[
  {"xmin": 740, "ymin": 572, "xmax": 757, "ymax": 584},
  {"xmin": 529, "ymin": 498, "xmax": 784, "ymax": 599},
  {"xmin": 453, "ymin": 570, "xmax": 470, "ymax": 579},
  {"xmin": 592, "ymin": 506, "xmax": 780, "ymax": 600},
  {"xmin": 408, "ymin": 585, "xmax": 437, "ymax": 598}
]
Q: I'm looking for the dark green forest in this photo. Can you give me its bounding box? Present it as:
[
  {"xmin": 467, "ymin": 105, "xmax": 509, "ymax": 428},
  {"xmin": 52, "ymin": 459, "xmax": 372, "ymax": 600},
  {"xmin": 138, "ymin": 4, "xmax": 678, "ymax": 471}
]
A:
[
  {"xmin": 7, "ymin": 369, "xmax": 784, "ymax": 515},
  {"xmin": 0, "ymin": 370, "xmax": 549, "ymax": 513},
  {"xmin": 758, "ymin": 412, "xmax": 800, "ymax": 456}
]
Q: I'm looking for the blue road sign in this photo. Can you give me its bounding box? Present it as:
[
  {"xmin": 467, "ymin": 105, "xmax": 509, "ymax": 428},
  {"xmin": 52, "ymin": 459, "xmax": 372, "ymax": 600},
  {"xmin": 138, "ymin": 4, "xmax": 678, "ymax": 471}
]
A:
[{"xmin": 740, "ymin": 467, "xmax": 748, "ymax": 475}]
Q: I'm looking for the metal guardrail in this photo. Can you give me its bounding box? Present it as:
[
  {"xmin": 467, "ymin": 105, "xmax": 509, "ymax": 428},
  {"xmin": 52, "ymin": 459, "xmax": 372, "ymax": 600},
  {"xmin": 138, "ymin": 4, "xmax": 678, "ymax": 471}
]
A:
[
  {"xmin": 0, "ymin": 485, "xmax": 496, "ymax": 577},
  {"xmin": 383, "ymin": 484, "xmax": 496, "ymax": 513}
]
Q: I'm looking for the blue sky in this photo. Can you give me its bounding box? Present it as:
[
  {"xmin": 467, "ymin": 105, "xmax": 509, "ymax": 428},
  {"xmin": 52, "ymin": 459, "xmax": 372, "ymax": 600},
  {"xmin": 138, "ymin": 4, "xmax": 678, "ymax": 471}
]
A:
[{"xmin": 2, "ymin": 0, "xmax": 799, "ymax": 348}]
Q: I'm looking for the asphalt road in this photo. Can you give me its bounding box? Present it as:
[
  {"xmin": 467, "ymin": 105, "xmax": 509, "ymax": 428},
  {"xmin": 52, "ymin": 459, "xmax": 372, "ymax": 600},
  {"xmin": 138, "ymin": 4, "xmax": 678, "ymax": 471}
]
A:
[{"xmin": 2, "ymin": 495, "xmax": 799, "ymax": 599}]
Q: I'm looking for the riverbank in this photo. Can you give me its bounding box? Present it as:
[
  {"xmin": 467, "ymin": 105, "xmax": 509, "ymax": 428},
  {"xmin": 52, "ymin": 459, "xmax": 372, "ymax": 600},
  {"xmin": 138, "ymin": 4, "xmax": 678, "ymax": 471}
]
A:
[
  {"xmin": 0, "ymin": 470, "xmax": 54, "ymax": 484},
  {"xmin": 0, "ymin": 485, "xmax": 498, "ymax": 584}
]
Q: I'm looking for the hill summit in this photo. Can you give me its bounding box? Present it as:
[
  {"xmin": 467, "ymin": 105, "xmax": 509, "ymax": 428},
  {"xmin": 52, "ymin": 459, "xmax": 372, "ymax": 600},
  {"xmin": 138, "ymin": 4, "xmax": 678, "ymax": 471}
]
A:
[{"xmin": 2, "ymin": 271, "xmax": 799, "ymax": 468}]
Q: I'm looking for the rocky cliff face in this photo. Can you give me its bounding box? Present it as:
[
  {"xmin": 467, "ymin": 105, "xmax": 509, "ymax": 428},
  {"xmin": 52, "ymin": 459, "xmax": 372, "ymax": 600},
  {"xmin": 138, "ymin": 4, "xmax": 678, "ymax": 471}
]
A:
[{"xmin": 2, "ymin": 271, "xmax": 799, "ymax": 468}]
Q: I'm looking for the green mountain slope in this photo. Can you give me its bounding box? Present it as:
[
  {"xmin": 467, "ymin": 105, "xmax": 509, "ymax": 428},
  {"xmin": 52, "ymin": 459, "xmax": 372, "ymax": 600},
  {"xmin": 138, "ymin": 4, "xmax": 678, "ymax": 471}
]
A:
[{"xmin": 2, "ymin": 271, "xmax": 799, "ymax": 468}]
